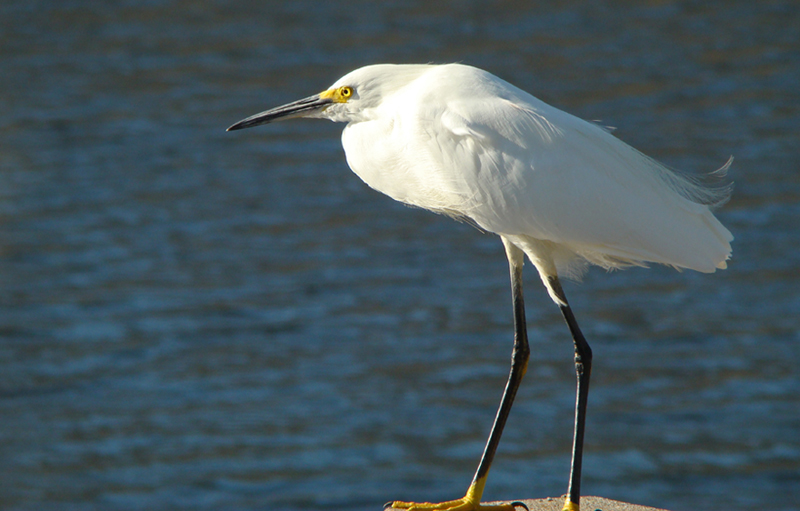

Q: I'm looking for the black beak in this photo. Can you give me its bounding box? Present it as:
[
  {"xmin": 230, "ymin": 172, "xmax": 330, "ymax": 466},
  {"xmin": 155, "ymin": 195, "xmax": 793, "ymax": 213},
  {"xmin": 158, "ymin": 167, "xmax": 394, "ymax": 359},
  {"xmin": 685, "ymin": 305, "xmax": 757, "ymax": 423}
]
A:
[{"xmin": 227, "ymin": 93, "xmax": 333, "ymax": 131}]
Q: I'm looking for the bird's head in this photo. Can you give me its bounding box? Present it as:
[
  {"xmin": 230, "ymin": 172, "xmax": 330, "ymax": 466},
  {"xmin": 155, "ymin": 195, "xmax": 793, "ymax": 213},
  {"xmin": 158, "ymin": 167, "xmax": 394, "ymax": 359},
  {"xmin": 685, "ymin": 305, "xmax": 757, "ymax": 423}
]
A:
[{"xmin": 227, "ymin": 64, "xmax": 434, "ymax": 131}]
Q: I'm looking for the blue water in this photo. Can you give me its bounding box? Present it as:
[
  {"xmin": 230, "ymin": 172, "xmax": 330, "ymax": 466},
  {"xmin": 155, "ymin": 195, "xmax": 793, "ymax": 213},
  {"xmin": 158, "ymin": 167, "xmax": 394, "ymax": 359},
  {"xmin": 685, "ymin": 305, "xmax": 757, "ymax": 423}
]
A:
[{"xmin": 1, "ymin": 1, "xmax": 798, "ymax": 510}]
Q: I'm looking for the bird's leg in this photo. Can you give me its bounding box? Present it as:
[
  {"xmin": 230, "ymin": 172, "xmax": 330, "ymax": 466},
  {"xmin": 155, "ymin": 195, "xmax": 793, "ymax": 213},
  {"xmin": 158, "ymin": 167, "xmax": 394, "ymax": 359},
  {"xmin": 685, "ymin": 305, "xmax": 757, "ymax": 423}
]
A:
[
  {"xmin": 547, "ymin": 276, "xmax": 592, "ymax": 511},
  {"xmin": 465, "ymin": 241, "xmax": 531, "ymax": 504},
  {"xmin": 388, "ymin": 242, "xmax": 530, "ymax": 511}
]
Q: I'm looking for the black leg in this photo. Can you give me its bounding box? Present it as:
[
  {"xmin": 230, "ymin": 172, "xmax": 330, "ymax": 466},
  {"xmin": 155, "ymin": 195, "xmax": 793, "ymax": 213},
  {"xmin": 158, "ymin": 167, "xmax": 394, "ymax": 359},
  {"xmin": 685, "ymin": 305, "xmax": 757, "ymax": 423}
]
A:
[
  {"xmin": 471, "ymin": 247, "xmax": 531, "ymax": 488},
  {"xmin": 388, "ymin": 241, "xmax": 531, "ymax": 510},
  {"xmin": 548, "ymin": 276, "xmax": 592, "ymax": 511}
]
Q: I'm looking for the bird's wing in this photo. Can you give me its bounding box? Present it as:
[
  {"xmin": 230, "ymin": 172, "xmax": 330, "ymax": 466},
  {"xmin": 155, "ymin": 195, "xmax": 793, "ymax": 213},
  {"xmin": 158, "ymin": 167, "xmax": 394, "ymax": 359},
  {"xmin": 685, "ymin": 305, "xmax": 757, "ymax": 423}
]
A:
[{"xmin": 429, "ymin": 94, "xmax": 732, "ymax": 273}]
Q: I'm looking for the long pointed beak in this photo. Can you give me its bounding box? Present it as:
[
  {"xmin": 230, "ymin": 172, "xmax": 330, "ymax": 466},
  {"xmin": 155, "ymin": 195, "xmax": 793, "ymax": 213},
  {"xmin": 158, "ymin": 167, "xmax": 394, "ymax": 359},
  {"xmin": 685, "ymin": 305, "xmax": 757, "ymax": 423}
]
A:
[{"xmin": 227, "ymin": 93, "xmax": 333, "ymax": 131}]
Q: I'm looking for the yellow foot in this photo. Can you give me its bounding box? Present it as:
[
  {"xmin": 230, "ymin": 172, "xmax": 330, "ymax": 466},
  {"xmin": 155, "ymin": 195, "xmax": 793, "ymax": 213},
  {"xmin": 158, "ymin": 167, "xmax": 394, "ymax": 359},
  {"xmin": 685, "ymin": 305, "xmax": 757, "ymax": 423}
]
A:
[
  {"xmin": 386, "ymin": 498, "xmax": 527, "ymax": 511},
  {"xmin": 561, "ymin": 497, "xmax": 579, "ymax": 511}
]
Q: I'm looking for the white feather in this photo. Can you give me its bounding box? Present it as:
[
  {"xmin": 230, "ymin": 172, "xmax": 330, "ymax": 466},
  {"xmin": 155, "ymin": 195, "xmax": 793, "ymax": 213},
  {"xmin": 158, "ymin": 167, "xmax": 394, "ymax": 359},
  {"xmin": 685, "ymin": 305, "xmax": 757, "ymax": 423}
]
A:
[{"xmin": 338, "ymin": 64, "xmax": 732, "ymax": 286}]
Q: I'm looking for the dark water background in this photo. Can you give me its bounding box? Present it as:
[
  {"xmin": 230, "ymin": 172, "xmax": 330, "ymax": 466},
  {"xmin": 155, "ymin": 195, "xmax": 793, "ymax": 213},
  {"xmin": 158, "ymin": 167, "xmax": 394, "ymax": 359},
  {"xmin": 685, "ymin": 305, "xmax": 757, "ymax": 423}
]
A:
[{"xmin": 1, "ymin": 1, "xmax": 798, "ymax": 510}]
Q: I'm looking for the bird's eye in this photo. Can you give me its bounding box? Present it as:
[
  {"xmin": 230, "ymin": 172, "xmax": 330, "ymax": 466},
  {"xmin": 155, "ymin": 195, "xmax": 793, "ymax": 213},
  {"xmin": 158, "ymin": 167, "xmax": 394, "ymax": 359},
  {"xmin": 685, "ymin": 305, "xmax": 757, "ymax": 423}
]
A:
[{"xmin": 340, "ymin": 86, "xmax": 353, "ymax": 98}]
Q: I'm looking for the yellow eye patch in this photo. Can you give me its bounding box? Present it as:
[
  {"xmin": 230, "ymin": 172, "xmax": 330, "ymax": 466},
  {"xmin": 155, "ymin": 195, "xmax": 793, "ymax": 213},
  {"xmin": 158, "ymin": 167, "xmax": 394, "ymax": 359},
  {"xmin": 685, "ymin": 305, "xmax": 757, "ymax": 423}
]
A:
[{"xmin": 320, "ymin": 86, "xmax": 353, "ymax": 103}]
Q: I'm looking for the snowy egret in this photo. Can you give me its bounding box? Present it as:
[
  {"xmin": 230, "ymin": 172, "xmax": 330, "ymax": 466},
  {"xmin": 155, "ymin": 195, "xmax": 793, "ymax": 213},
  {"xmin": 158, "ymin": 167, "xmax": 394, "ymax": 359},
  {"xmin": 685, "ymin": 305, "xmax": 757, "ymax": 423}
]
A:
[{"xmin": 228, "ymin": 63, "xmax": 733, "ymax": 511}]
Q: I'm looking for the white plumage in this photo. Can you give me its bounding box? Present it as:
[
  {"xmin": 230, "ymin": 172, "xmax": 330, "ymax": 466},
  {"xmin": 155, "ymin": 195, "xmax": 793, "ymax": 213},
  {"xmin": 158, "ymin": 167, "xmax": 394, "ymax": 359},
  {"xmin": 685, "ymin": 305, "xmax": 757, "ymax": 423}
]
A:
[
  {"xmin": 329, "ymin": 64, "xmax": 732, "ymax": 301},
  {"xmin": 228, "ymin": 62, "xmax": 733, "ymax": 511}
]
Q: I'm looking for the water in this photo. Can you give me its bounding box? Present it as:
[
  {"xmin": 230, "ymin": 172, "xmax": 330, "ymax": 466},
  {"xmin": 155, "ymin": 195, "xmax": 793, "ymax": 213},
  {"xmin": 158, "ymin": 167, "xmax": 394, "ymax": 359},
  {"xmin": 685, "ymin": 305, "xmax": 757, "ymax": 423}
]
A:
[{"xmin": 1, "ymin": 1, "xmax": 798, "ymax": 510}]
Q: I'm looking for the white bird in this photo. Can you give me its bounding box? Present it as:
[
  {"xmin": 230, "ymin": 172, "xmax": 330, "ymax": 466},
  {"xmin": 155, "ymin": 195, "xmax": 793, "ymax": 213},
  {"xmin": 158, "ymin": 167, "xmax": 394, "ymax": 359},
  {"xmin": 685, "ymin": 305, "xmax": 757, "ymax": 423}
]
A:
[{"xmin": 228, "ymin": 63, "xmax": 733, "ymax": 511}]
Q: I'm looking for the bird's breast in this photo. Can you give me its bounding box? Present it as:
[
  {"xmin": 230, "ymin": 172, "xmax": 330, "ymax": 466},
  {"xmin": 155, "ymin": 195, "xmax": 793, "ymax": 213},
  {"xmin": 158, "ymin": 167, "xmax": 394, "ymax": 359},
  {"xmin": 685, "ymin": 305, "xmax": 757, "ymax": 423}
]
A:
[{"xmin": 341, "ymin": 118, "xmax": 472, "ymax": 215}]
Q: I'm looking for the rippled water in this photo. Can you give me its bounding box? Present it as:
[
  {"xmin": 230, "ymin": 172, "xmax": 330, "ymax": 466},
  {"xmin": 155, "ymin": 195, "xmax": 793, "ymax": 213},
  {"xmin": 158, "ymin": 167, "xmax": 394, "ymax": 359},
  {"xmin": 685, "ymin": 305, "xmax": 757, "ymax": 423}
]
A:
[{"xmin": 1, "ymin": 1, "xmax": 798, "ymax": 511}]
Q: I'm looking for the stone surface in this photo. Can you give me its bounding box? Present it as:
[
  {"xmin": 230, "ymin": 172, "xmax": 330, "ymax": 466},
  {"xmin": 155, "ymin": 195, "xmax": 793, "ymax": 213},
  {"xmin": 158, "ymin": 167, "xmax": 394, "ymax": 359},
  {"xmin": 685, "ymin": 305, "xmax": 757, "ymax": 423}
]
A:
[{"xmin": 488, "ymin": 496, "xmax": 670, "ymax": 511}]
